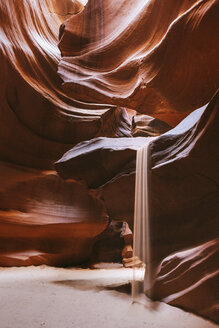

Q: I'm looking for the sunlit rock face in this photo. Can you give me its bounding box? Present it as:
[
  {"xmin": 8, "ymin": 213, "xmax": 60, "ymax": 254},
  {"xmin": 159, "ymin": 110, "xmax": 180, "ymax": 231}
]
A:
[
  {"xmin": 147, "ymin": 92, "xmax": 219, "ymax": 324},
  {"xmin": 49, "ymin": 0, "xmax": 86, "ymax": 21},
  {"xmin": 0, "ymin": 0, "xmax": 130, "ymax": 169},
  {"xmin": 0, "ymin": 0, "xmax": 218, "ymax": 322},
  {"xmin": 0, "ymin": 0, "xmax": 130, "ymax": 267},
  {"xmin": 55, "ymin": 137, "xmax": 146, "ymax": 189},
  {"xmin": 131, "ymin": 115, "xmax": 171, "ymax": 137},
  {"xmin": 58, "ymin": 0, "xmax": 219, "ymax": 126},
  {"xmin": 56, "ymin": 92, "xmax": 219, "ymax": 323},
  {"xmin": 148, "ymin": 93, "xmax": 219, "ymax": 259}
]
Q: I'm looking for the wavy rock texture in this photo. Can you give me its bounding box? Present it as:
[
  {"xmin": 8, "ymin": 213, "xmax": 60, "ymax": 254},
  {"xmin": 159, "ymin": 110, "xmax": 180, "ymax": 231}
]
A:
[
  {"xmin": 149, "ymin": 92, "xmax": 218, "ymax": 260},
  {"xmin": 55, "ymin": 137, "xmax": 146, "ymax": 188},
  {"xmin": 0, "ymin": 0, "xmax": 130, "ymax": 169},
  {"xmin": 0, "ymin": 0, "xmax": 131, "ymax": 267},
  {"xmin": 153, "ymin": 239, "xmax": 219, "ymax": 323},
  {"xmin": 49, "ymin": 0, "xmax": 86, "ymax": 21},
  {"xmin": 0, "ymin": 161, "xmax": 108, "ymax": 266},
  {"xmin": 0, "ymin": 0, "xmax": 132, "ymax": 265},
  {"xmin": 58, "ymin": 0, "xmax": 219, "ymax": 126},
  {"xmin": 0, "ymin": 0, "xmax": 218, "ymax": 323},
  {"xmin": 131, "ymin": 115, "xmax": 171, "ymax": 137},
  {"xmin": 56, "ymin": 92, "xmax": 219, "ymax": 322}
]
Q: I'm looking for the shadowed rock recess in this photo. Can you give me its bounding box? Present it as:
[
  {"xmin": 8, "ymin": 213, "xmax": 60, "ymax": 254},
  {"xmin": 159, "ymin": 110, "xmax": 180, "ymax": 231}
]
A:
[{"xmin": 0, "ymin": 0, "xmax": 218, "ymax": 323}]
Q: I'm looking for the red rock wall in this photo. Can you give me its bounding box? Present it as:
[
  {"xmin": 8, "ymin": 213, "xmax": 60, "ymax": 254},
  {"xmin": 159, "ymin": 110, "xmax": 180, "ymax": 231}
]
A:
[
  {"xmin": 54, "ymin": 91, "xmax": 219, "ymax": 323},
  {"xmin": 0, "ymin": 0, "xmax": 129, "ymax": 168},
  {"xmin": 58, "ymin": 0, "xmax": 219, "ymax": 125},
  {"xmin": 0, "ymin": 0, "xmax": 218, "ymax": 322},
  {"xmin": 0, "ymin": 0, "xmax": 129, "ymax": 267}
]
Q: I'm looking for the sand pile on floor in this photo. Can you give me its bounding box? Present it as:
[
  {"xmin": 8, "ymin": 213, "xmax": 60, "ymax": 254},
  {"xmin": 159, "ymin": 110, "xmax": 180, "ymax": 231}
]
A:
[{"xmin": 0, "ymin": 265, "xmax": 217, "ymax": 328}]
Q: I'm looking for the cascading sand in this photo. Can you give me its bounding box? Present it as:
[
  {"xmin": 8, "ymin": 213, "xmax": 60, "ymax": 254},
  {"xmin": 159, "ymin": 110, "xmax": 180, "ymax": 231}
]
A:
[{"xmin": 132, "ymin": 137, "xmax": 157, "ymax": 303}]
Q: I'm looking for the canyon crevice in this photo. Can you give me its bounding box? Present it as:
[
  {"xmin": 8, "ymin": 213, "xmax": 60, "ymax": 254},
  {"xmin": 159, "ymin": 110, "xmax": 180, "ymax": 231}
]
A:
[{"xmin": 0, "ymin": 0, "xmax": 218, "ymax": 323}]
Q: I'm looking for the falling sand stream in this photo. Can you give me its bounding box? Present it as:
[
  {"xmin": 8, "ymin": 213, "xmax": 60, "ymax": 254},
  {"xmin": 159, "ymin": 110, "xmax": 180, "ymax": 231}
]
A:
[{"xmin": 132, "ymin": 137, "xmax": 157, "ymax": 303}]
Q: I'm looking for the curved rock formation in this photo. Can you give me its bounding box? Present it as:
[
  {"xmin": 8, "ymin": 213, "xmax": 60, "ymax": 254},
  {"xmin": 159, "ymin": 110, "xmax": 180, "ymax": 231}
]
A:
[
  {"xmin": 0, "ymin": 0, "xmax": 130, "ymax": 265},
  {"xmin": 49, "ymin": 0, "xmax": 86, "ymax": 21},
  {"xmin": 55, "ymin": 92, "xmax": 219, "ymax": 322},
  {"xmin": 153, "ymin": 239, "xmax": 219, "ymax": 323},
  {"xmin": 55, "ymin": 137, "xmax": 146, "ymax": 188},
  {"xmin": 58, "ymin": 0, "xmax": 219, "ymax": 125},
  {"xmin": 0, "ymin": 0, "xmax": 130, "ymax": 169},
  {"xmin": 90, "ymin": 220, "xmax": 133, "ymax": 263},
  {"xmin": 131, "ymin": 114, "xmax": 171, "ymax": 137},
  {"xmin": 0, "ymin": 0, "xmax": 218, "ymax": 323},
  {"xmin": 0, "ymin": 163, "xmax": 108, "ymax": 266}
]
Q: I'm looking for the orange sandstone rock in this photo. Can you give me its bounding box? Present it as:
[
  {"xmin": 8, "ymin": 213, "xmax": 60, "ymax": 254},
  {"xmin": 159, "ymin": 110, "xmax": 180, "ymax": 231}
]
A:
[
  {"xmin": 0, "ymin": 164, "xmax": 108, "ymax": 267},
  {"xmin": 58, "ymin": 0, "xmax": 218, "ymax": 125}
]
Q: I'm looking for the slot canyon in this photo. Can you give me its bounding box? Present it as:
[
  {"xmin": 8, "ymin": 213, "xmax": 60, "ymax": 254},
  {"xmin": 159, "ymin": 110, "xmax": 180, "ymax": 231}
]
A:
[{"xmin": 0, "ymin": 0, "xmax": 218, "ymax": 327}]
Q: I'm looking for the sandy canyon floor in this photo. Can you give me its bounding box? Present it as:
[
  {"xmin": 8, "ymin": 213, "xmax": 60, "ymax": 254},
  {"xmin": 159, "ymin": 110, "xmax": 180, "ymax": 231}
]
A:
[{"xmin": 0, "ymin": 265, "xmax": 217, "ymax": 328}]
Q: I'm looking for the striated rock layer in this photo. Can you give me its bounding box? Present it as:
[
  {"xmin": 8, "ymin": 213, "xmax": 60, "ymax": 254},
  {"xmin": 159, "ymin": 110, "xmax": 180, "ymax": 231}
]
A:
[
  {"xmin": 0, "ymin": 0, "xmax": 130, "ymax": 265},
  {"xmin": 58, "ymin": 0, "xmax": 219, "ymax": 126},
  {"xmin": 147, "ymin": 92, "xmax": 219, "ymax": 323},
  {"xmin": 0, "ymin": 161, "xmax": 108, "ymax": 266},
  {"xmin": 0, "ymin": 0, "xmax": 130, "ymax": 169},
  {"xmin": 153, "ymin": 239, "xmax": 219, "ymax": 323},
  {"xmin": 0, "ymin": 0, "xmax": 218, "ymax": 323},
  {"xmin": 56, "ymin": 92, "xmax": 219, "ymax": 322}
]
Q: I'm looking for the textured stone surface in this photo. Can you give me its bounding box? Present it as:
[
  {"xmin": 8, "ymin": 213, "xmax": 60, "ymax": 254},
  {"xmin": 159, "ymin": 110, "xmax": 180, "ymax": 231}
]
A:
[
  {"xmin": 153, "ymin": 239, "xmax": 219, "ymax": 323},
  {"xmin": 111, "ymin": 93, "xmax": 219, "ymax": 323},
  {"xmin": 0, "ymin": 0, "xmax": 130, "ymax": 169},
  {"xmin": 55, "ymin": 137, "xmax": 147, "ymax": 188},
  {"xmin": 132, "ymin": 114, "xmax": 171, "ymax": 137},
  {"xmin": 0, "ymin": 0, "xmax": 131, "ymax": 267},
  {"xmin": 58, "ymin": 0, "xmax": 219, "ymax": 126},
  {"xmin": 55, "ymin": 92, "xmax": 219, "ymax": 322},
  {"xmin": 149, "ymin": 92, "xmax": 219, "ymax": 261},
  {"xmin": 0, "ymin": 162, "xmax": 108, "ymax": 267},
  {"xmin": 0, "ymin": 0, "xmax": 218, "ymax": 322},
  {"xmin": 91, "ymin": 221, "xmax": 125, "ymax": 263}
]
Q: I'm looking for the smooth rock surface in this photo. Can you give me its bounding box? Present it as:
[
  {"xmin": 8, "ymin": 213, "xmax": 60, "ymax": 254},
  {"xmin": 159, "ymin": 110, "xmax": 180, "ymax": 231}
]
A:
[
  {"xmin": 153, "ymin": 239, "xmax": 219, "ymax": 323},
  {"xmin": 55, "ymin": 137, "xmax": 147, "ymax": 188},
  {"xmin": 0, "ymin": 0, "xmax": 218, "ymax": 323},
  {"xmin": 0, "ymin": 162, "xmax": 108, "ymax": 267},
  {"xmin": 132, "ymin": 114, "xmax": 171, "ymax": 137},
  {"xmin": 0, "ymin": 0, "xmax": 130, "ymax": 169},
  {"xmin": 58, "ymin": 0, "xmax": 219, "ymax": 125},
  {"xmin": 54, "ymin": 92, "xmax": 219, "ymax": 322}
]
